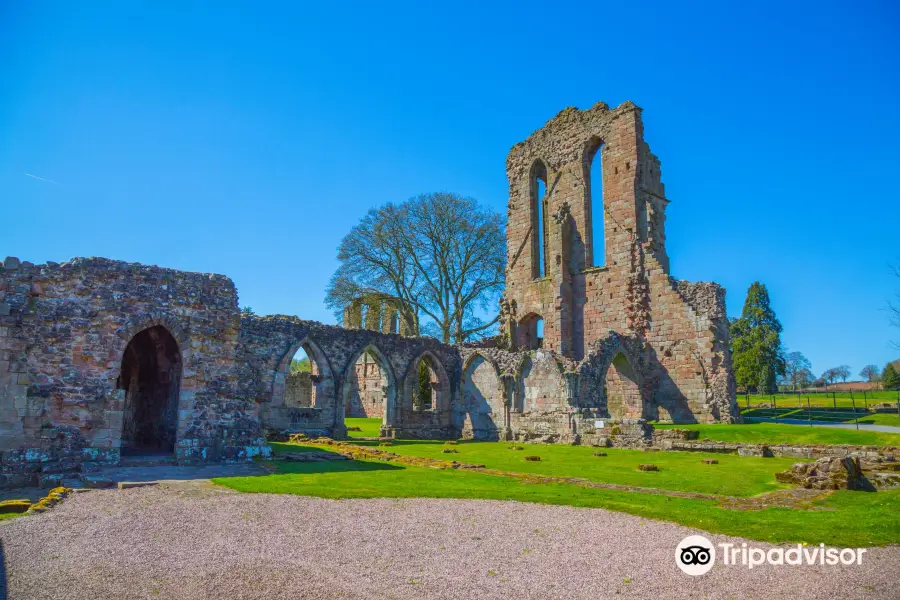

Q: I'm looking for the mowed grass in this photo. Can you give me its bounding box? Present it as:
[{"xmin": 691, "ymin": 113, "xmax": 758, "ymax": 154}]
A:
[
  {"xmin": 654, "ymin": 422, "xmax": 900, "ymax": 447},
  {"xmin": 337, "ymin": 439, "xmax": 797, "ymax": 497},
  {"xmin": 739, "ymin": 391, "xmax": 900, "ymax": 406},
  {"xmin": 214, "ymin": 455, "xmax": 900, "ymax": 547},
  {"xmin": 345, "ymin": 417, "xmax": 382, "ymax": 438},
  {"xmin": 218, "ymin": 419, "xmax": 900, "ymax": 546}
]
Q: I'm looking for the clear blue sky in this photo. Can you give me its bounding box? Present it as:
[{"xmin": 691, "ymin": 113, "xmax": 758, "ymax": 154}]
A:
[{"xmin": 2, "ymin": 1, "xmax": 898, "ymax": 378}]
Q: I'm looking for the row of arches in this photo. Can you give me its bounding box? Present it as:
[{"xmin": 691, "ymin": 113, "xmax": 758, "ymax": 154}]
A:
[
  {"xmin": 530, "ymin": 137, "xmax": 606, "ymax": 279},
  {"xmin": 272, "ymin": 338, "xmax": 452, "ymax": 432},
  {"xmin": 459, "ymin": 346, "xmax": 643, "ymax": 437},
  {"xmin": 114, "ymin": 322, "xmax": 647, "ymax": 455}
]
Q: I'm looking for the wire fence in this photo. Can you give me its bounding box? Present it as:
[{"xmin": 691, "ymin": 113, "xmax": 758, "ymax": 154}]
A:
[{"xmin": 738, "ymin": 390, "xmax": 900, "ymax": 429}]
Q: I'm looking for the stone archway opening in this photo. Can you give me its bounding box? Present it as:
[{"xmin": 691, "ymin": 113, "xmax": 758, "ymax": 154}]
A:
[
  {"xmin": 118, "ymin": 325, "xmax": 182, "ymax": 455},
  {"xmin": 404, "ymin": 353, "xmax": 449, "ymax": 415},
  {"xmin": 605, "ymin": 352, "xmax": 641, "ymax": 420},
  {"xmin": 284, "ymin": 344, "xmax": 320, "ymax": 408},
  {"xmin": 517, "ymin": 313, "xmax": 544, "ymax": 350}
]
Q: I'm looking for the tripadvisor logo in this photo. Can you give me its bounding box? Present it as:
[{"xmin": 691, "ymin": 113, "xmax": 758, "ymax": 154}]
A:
[
  {"xmin": 676, "ymin": 535, "xmax": 715, "ymax": 576},
  {"xmin": 676, "ymin": 535, "xmax": 868, "ymax": 576}
]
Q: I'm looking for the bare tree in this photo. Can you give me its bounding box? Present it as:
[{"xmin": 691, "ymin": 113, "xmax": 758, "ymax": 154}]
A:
[
  {"xmin": 326, "ymin": 193, "xmax": 506, "ymax": 344},
  {"xmin": 796, "ymin": 367, "xmax": 816, "ymax": 389},
  {"xmin": 859, "ymin": 364, "xmax": 881, "ymax": 384},
  {"xmin": 821, "ymin": 368, "xmax": 839, "ymax": 390},
  {"xmin": 781, "ymin": 350, "xmax": 812, "ymax": 391},
  {"xmin": 834, "ymin": 365, "xmax": 851, "ymax": 384}
]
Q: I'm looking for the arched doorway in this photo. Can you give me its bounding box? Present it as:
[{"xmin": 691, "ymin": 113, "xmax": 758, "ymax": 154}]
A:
[
  {"xmin": 118, "ymin": 325, "xmax": 182, "ymax": 455},
  {"xmin": 342, "ymin": 344, "xmax": 396, "ymax": 431},
  {"xmin": 406, "ymin": 353, "xmax": 448, "ymax": 413}
]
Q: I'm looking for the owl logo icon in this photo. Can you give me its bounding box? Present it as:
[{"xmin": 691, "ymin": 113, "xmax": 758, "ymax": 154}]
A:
[{"xmin": 676, "ymin": 535, "xmax": 716, "ymax": 576}]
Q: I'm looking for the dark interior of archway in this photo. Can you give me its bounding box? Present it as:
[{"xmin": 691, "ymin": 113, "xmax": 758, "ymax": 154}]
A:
[{"xmin": 119, "ymin": 325, "xmax": 182, "ymax": 454}]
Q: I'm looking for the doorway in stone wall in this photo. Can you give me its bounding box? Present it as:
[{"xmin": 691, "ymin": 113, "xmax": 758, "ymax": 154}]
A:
[{"xmin": 118, "ymin": 326, "xmax": 182, "ymax": 455}]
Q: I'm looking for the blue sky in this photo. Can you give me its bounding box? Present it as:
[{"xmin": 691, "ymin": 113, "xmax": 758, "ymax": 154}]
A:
[{"xmin": 2, "ymin": 1, "xmax": 898, "ymax": 378}]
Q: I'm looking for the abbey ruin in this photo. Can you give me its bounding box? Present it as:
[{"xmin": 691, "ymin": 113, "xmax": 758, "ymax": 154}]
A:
[{"xmin": 0, "ymin": 101, "xmax": 739, "ymax": 487}]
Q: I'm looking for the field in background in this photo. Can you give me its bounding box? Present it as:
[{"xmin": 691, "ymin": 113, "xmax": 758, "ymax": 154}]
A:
[{"xmin": 735, "ymin": 391, "xmax": 900, "ymax": 427}]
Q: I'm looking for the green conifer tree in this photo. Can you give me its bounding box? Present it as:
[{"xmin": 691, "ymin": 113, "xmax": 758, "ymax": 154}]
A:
[
  {"xmin": 730, "ymin": 282, "xmax": 785, "ymax": 393},
  {"xmin": 882, "ymin": 362, "xmax": 900, "ymax": 391}
]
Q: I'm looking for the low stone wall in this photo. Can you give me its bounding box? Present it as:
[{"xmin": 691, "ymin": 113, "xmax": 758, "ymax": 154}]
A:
[{"xmin": 654, "ymin": 436, "xmax": 899, "ymax": 460}]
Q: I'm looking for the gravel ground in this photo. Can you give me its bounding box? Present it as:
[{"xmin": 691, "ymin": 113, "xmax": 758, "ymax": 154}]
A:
[{"xmin": 1, "ymin": 483, "xmax": 897, "ymax": 600}]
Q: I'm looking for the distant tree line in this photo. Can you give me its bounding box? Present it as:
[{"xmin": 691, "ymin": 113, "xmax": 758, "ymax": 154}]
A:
[{"xmin": 730, "ymin": 281, "xmax": 899, "ymax": 392}]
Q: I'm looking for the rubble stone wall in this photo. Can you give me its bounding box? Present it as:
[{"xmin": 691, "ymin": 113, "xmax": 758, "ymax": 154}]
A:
[
  {"xmin": 0, "ymin": 256, "xmax": 270, "ymax": 488},
  {"xmin": 284, "ymin": 372, "xmax": 312, "ymax": 408}
]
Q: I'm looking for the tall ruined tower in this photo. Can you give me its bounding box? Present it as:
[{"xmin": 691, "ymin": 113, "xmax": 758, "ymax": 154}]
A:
[{"xmin": 501, "ymin": 101, "xmax": 738, "ymax": 422}]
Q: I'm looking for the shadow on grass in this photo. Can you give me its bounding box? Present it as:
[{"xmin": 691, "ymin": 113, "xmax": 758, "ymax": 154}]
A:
[
  {"xmin": 273, "ymin": 459, "xmax": 404, "ymax": 475},
  {"xmin": 348, "ymin": 439, "xmax": 450, "ymax": 448}
]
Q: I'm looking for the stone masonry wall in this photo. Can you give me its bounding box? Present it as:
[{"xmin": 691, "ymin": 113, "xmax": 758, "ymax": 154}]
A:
[
  {"xmin": 0, "ymin": 256, "xmax": 270, "ymax": 487},
  {"xmin": 500, "ymin": 101, "xmax": 739, "ymax": 424},
  {"xmin": 284, "ymin": 371, "xmax": 312, "ymax": 408}
]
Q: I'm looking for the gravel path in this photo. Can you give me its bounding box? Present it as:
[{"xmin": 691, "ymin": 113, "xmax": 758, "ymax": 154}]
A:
[{"xmin": 1, "ymin": 483, "xmax": 897, "ymax": 600}]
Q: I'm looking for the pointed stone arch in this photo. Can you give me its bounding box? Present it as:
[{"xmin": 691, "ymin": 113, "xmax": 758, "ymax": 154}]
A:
[
  {"xmin": 578, "ymin": 331, "xmax": 645, "ymax": 420},
  {"xmin": 341, "ymin": 343, "xmax": 397, "ymax": 429},
  {"xmin": 272, "ymin": 337, "xmax": 335, "ymax": 410},
  {"xmin": 530, "ymin": 158, "xmax": 550, "ymax": 279},
  {"xmin": 403, "ymin": 350, "xmax": 451, "ymax": 414},
  {"xmin": 111, "ymin": 313, "xmax": 196, "ymax": 455},
  {"xmin": 517, "ymin": 313, "xmax": 544, "ymax": 350},
  {"xmin": 460, "ymin": 351, "xmax": 504, "ymax": 440}
]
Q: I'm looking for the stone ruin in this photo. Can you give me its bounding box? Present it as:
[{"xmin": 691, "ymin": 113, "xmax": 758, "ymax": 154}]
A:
[{"xmin": 0, "ymin": 100, "xmax": 739, "ymax": 487}]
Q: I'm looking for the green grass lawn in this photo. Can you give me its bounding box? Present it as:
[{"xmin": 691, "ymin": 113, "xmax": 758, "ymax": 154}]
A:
[
  {"xmin": 326, "ymin": 439, "xmax": 797, "ymax": 497},
  {"xmin": 345, "ymin": 417, "xmax": 383, "ymax": 437},
  {"xmin": 215, "ymin": 419, "xmax": 900, "ymax": 546},
  {"xmin": 654, "ymin": 422, "xmax": 900, "ymax": 447},
  {"xmin": 739, "ymin": 391, "xmax": 900, "ymax": 405},
  {"xmin": 215, "ymin": 454, "xmax": 900, "ymax": 547}
]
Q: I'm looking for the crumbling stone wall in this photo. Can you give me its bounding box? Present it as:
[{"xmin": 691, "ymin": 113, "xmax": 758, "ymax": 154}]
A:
[
  {"xmin": 0, "ymin": 256, "xmax": 270, "ymax": 487},
  {"xmin": 458, "ymin": 343, "xmax": 654, "ymax": 446},
  {"xmin": 284, "ymin": 371, "xmax": 312, "ymax": 408},
  {"xmin": 458, "ymin": 353, "xmax": 504, "ymax": 440},
  {"xmin": 500, "ymin": 101, "xmax": 739, "ymax": 424},
  {"xmin": 237, "ymin": 315, "xmax": 461, "ymax": 439}
]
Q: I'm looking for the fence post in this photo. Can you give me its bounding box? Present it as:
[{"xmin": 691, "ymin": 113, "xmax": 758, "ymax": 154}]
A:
[
  {"xmin": 773, "ymin": 394, "xmax": 777, "ymax": 421},
  {"xmin": 806, "ymin": 396, "xmax": 812, "ymax": 425},
  {"xmin": 851, "ymin": 394, "xmax": 859, "ymax": 430}
]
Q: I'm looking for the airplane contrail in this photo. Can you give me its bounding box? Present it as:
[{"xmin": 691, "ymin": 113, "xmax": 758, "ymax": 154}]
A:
[{"xmin": 24, "ymin": 172, "xmax": 61, "ymax": 185}]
